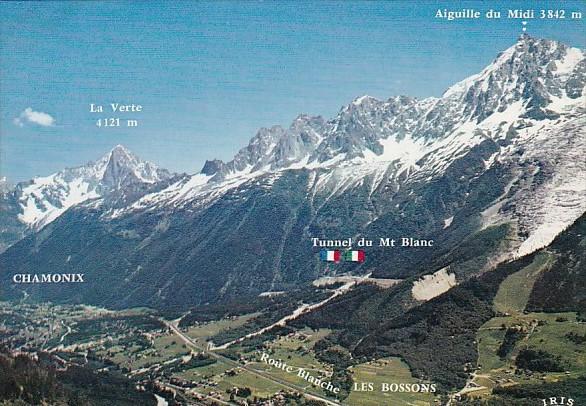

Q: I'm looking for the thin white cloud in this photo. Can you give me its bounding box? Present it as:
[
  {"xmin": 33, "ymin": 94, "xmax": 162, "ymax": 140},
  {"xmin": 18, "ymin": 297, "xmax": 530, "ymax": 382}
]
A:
[{"xmin": 14, "ymin": 108, "xmax": 55, "ymax": 127}]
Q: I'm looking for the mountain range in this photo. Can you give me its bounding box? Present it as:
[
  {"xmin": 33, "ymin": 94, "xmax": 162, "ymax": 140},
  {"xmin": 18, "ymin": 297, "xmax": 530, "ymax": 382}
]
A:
[
  {"xmin": 0, "ymin": 145, "xmax": 176, "ymax": 252},
  {"xmin": 1, "ymin": 35, "xmax": 584, "ymax": 312}
]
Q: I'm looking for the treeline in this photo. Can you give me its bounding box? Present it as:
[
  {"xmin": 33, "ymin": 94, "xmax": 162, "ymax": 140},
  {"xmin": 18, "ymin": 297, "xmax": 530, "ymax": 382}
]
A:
[
  {"xmin": 179, "ymin": 296, "xmax": 277, "ymax": 326},
  {"xmin": 0, "ymin": 351, "xmax": 62, "ymax": 405},
  {"xmin": 514, "ymin": 349, "xmax": 564, "ymax": 372},
  {"xmin": 293, "ymin": 252, "xmax": 537, "ymax": 391},
  {"xmin": 180, "ymin": 286, "xmax": 333, "ymax": 328},
  {"xmin": 497, "ymin": 327, "xmax": 526, "ymax": 359},
  {"xmin": 354, "ymin": 255, "xmax": 535, "ymax": 391},
  {"xmin": 177, "ymin": 287, "xmax": 333, "ymax": 346},
  {"xmin": 288, "ymin": 215, "xmax": 586, "ymax": 392},
  {"xmin": 459, "ymin": 376, "xmax": 586, "ymax": 405},
  {"xmin": 0, "ymin": 349, "xmax": 156, "ymax": 406},
  {"xmin": 313, "ymin": 339, "xmax": 353, "ymax": 400},
  {"xmin": 159, "ymin": 353, "xmax": 216, "ymax": 376},
  {"xmin": 211, "ymin": 288, "xmax": 332, "ymax": 345},
  {"xmin": 526, "ymin": 213, "xmax": 586, "ymax": 317},
  {"xmin": 566, "ymin": 332, "xmax": 586, "ymax": 344},
  {"xmin": 62, "ymin": 314, "xmax": 164, "ymax": 346}
]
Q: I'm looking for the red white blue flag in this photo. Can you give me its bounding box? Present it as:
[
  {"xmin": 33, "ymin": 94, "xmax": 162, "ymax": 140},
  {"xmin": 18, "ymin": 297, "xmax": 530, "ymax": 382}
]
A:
[{"xmin": 320, "ymin": 249, "xmax": 341, "ymax": 262}]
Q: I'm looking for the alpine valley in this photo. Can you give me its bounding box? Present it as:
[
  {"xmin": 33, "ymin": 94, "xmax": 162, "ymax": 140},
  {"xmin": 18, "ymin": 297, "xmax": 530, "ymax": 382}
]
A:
[{"xmin": 1, "ymin": 35, "xmax": 585, "ymax": 405}]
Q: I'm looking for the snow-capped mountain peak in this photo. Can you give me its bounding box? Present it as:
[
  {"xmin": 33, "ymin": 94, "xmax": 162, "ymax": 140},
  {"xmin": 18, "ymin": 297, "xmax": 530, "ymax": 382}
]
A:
[
  {"xmin": 99, "ymin": 144, "xmax": 169, "ymax": 186},
  {"xmin": 201, "ymin": 115, "xmax": 326, "ymax": 179},
  {"xmin": 126, "ymin": 35, "xmax": 585, "ymax": 262},
  {"xmin": 443, "ymin": 35, "xmax": 584, "ymax": 121},
  {"xmin": 6, "ymin": 36, "xmax": 583, "ymax": 267},
  {"xmin": 13, "ymin": 145, "xmax": 172, "ymax": 229},
  {"xmin": 2, "ymin": 36, "xmax": 585, "ymax": 307},
  {"xmin": 171, "ymin": 36, "xmax": 583, "ymax": 195}
]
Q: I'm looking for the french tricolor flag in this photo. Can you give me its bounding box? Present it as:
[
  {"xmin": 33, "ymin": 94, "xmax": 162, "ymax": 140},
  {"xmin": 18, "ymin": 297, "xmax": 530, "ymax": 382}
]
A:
[{"xmin": 320, "ymin": 249, "xmax": 341, "ymax": 262}]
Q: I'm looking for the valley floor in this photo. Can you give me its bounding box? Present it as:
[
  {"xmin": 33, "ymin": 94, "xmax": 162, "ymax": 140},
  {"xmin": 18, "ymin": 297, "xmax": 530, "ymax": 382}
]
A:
[
  {"xmin": 0, "ymin": 300, "xmax": 443, "ymax": 405},
  {"xmin": 1, "ymin": 246, "xmax": 583, "ymax": 406}
]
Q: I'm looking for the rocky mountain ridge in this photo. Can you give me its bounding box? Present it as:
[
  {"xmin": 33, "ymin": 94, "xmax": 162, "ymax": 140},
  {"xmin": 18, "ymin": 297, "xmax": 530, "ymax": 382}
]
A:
[
  {"xmin": 0, "ymin": 145, "xmax": 173, "ymax": 252},
  {"xmin": 0, "ymin": 35, "xmax": 584, "ymax": 310}
]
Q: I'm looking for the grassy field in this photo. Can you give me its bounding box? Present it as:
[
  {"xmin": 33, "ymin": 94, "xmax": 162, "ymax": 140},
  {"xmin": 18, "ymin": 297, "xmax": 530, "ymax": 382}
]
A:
[
  {"xmin": 468, "ymin": 249, "xmax": 585, "ymax": 401},
  {"xmin": 238, "ymin": 329, "xmax": 334, "ymax": 395},
  {"xmin": 184, "ymin": 330, "xmax": 437, "ymax": 404},
  {"xmin": 524, "ymin": 313, "xmax": 586, "ymax": 373},
  {"xmin": 212, "ymin": 369, "xmax": 285, "ymax": 398},
  {"xmin": 176, "ymin": 326, "xmax": 441, "ymax": 404},
  {"xmin": 477, "ymin": 313, "xmax": 586, "ymax": 386},
  {"xmin": 473, "ymin": 311, "xmax": 586, "ymax": 398},
  {"xmin": 175, "ymin": 327, "xmax": 336, "ymax": 402},
  {"xmin": 493, "ymin": 252, "xmax": 552, "ymax": 315},
  {"xmin": 477, "ymin": 326, "xmax": 507, "ymax": 373},
  {"xmin": 346, "ymin": 358, "xmax": 437, "ymax": 406},
  {"xmin": 98, "ymin": 333, "xmax": 189, "ymax": 370},
  {"xmin": 185, "ymin": 313, "xmax": 260, "ymax": 343}
]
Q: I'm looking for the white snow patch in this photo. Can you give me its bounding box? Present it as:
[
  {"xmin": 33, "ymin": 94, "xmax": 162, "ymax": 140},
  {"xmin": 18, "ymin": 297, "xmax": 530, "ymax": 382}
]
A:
[
  {"xmin": 352, "ymin": 94, "xmax": 377, "ymax": 106},
  {"xmin": 478, "ymin": 101, "xmax": 525, "ymax": 129},
  {"xmin": 18, "ymin": 176, "xmax": 99, "ymax": 227},
  {"xmin": 548, "ymin": 93, "xmax": 585, "ymax": 113},
  {"xmin": 516, "ymin": 169, "xmax": 586, "ymax": 257},
  {"xmin": 443, "ymin": 73, "xmax": 481, "ymax": 98},
  {"xmin": 18, "ymin": 196, "xmax": 46, "ymax": 225},
  {"xmin": 517, "ymin": 222, "xmax": 568, "ymax": 257},
  {"xmin": 443, "ymin": 216, "xmax": 454, "ymax": 229},
  {"xmin": 554, "ymin": 47, "xmax": 583, "ymax": 76},
  {"xmin": 373, "ymin": 135, "xmax": 426, "ymax": 166}
]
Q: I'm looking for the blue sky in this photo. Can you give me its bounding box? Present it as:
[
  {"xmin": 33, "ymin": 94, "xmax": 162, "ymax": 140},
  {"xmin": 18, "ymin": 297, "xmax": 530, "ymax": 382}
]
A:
[{"xmin": 1, "ymin": 1, "xmax": 584, "ymax": 182}]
